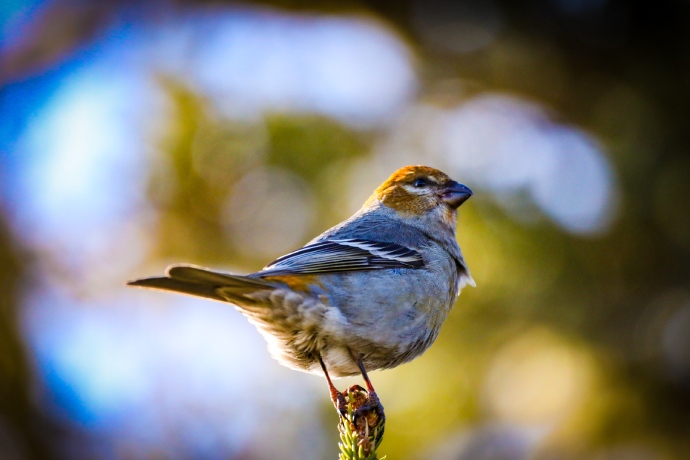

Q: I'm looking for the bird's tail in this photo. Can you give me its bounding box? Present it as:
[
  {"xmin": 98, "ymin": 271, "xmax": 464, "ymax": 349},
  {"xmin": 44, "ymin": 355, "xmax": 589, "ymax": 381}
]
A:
[{"xmin": 127, "ymin": 264, "xmax": 274, "ymax": 303}]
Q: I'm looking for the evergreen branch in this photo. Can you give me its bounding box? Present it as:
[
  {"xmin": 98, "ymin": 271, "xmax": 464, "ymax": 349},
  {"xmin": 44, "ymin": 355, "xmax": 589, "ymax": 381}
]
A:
[{"xmin": 337, "ymin": 385, "xmax": 386, "ymax": 460}]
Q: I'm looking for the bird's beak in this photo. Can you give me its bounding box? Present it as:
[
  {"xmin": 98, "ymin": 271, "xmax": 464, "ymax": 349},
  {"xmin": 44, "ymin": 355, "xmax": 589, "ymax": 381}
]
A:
[{"xmin": 441, "ymin": 181, "xmax": 473, "ymax": 209}]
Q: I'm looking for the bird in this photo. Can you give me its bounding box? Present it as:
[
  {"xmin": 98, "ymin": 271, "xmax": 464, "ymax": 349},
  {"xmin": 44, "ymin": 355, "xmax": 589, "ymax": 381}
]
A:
[{"xmin": 127, "ymin": 165, "xmax": 474, "ymax": 413}]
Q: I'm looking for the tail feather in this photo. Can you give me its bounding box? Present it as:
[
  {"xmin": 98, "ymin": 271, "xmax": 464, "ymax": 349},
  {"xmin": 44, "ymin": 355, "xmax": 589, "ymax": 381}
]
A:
[
  {"xmin": 166, "ymin": 264, "xmax": 272, "ymax": 289},
  {"xmin": 127, "ymin": 276, "xmax": 226, "ymax": 301},
  {"xmin": 127, "ymin": 264, "xmax": 273, "ymax": 303}
]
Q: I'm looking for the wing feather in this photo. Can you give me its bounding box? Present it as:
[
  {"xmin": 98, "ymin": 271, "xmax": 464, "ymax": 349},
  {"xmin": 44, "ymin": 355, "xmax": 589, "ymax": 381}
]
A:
[{"xmin": 253, "ymin": 238, "xmax": 424, "ymax": 277}]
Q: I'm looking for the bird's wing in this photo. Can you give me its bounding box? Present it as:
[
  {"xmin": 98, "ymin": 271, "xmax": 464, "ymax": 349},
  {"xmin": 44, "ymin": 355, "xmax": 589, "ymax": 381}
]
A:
[{"xmin": 254, "ymin": 238, "xmax": 424, "ymax": 277}]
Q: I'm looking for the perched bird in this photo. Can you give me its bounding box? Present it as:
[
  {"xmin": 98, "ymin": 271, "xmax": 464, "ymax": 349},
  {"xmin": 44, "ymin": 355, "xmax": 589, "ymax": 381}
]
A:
[{"xmin": 128, "ymin": 165, "xmax": 474, "ymax": 410}]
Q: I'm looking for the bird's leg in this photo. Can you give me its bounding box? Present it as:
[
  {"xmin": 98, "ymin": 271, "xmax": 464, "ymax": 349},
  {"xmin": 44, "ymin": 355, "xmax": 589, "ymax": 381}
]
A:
[
  {"xmin": 352, "ymin": 356, "xmax": 385, "ymax": 425},
  {"xmin": 356, "ymin": 357, "xmax": 376, "ymax": 395},
  {"xmin": 318, "ymin": 355, "xmax": 347, "ymax": 415}
]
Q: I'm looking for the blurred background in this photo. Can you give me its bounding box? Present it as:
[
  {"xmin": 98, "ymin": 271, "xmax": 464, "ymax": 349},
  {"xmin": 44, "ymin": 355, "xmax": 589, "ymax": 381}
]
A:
[{"xmin": 2, "ymin": 0, "xmax": 690, "ymax": 458}]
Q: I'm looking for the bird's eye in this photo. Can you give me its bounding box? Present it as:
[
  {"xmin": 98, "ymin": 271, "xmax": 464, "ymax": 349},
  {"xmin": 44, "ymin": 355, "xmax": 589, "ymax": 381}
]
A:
[{"xmin": 413, "ymin": 178, "xmax": 428, "ymax": 187}]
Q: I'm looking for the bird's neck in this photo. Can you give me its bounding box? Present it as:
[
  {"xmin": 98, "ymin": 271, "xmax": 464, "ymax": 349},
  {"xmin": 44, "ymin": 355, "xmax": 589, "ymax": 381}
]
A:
[{"xmin": 364, "ymin": 199, "xmax": 458, "ymax": 240}]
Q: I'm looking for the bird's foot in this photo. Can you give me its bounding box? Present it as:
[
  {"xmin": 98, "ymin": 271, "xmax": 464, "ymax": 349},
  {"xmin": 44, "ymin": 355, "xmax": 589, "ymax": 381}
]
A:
[
  {"xmin": 350, "ymin": 386, "xmax": 384, "ymax": 428},
  {"xmin": 341, "ymin": 384, "xmax": 386, "ymax": 452}
]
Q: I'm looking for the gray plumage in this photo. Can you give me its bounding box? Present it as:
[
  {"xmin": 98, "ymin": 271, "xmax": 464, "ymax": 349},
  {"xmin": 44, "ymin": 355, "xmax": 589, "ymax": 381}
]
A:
[{"xmin": 128, "ymin": 165, "xmax": 474, "ymax": 378}]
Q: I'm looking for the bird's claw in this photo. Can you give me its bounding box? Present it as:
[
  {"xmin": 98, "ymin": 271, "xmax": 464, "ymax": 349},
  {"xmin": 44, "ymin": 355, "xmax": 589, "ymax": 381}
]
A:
[
  {"xmin": 340, "ymin": 385, "xmax": 385, "ymax": 453},
  {"xmin": 351, "ymin": 389, "xmax": 385, "ymax": 428}
]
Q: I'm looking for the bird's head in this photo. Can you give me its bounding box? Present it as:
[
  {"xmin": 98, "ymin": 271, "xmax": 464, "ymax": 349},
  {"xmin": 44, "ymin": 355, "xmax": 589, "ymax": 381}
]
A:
[{"xmin": 365, "ymin": 165, "xmax": 472, "ymax": 227}]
